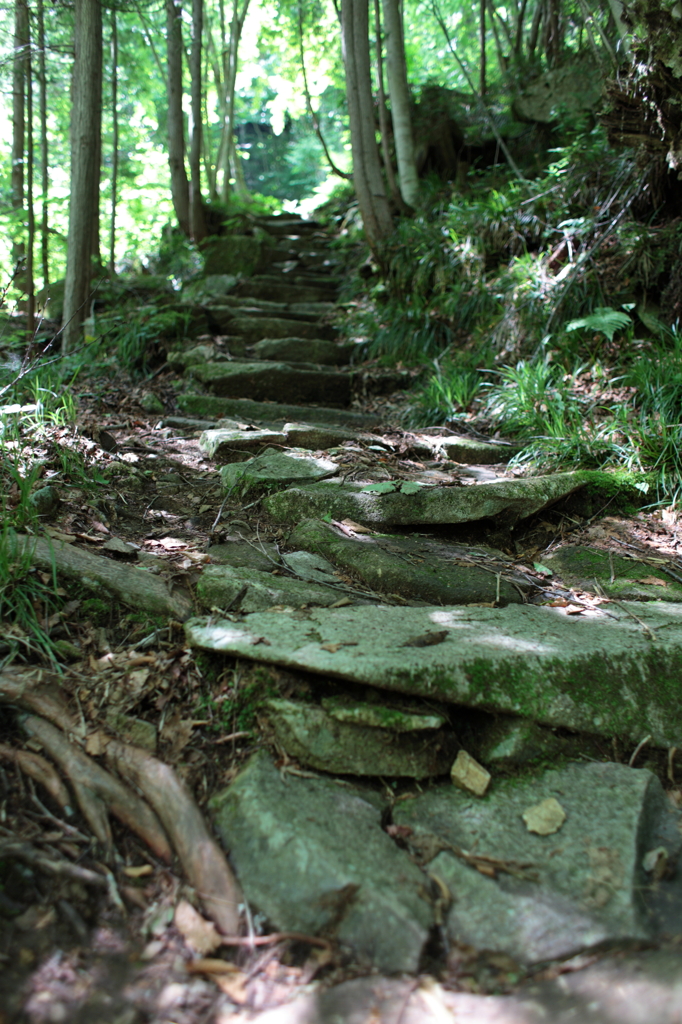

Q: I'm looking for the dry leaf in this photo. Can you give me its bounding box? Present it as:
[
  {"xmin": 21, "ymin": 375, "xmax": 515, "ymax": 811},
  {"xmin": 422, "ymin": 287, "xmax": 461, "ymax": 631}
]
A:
[
  {"xmin": 402, "ymin": 630, "xmax": 449, "ymax": 648},
  {"xmin": 85, "ymin": 730, "xmax": 109, "ymax": 756},
  {"xmin": 174, "ymin": 899, "xmax": 222, "ymax": 956},
  {"xmin": 565, "ymin": 605, "xmax": 585, "ymax": 615},
  {"xmin": 214, "ymin": 971, "xmax": 249, "ymax": 1002},
  {"xmin": 321, "ymin": 642, "xmax": 342, "ymax": 653},
  {"xmin": 635, "ymin": 576, "xmax": 668, "ymax": 587},
  {"xmin": 336, "ymin": 518, "xmax": 373, "ymax": 534},
  {"xmin": 122, "ymin": 864, "xmax": 154, "ymax": 878}
]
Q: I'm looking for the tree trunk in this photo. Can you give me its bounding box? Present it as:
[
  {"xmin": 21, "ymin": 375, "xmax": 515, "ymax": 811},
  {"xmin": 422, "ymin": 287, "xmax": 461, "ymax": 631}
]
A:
[
  {"xmin": 189, "ymin": 0, "xmax": 206, "ymax": 241},
  {"xmin": 341, "ymin": 0, "xmax": 394, "ymax": 252},
  {"xmin": 373, "ymin": 0, "xmax": 404, "ymax": 209},
  {"xmin": 109, "ymin": 6, "xmax": 118, "ymax": 275},
  {"xmin": 381, "ymin": 0, "xmax": 419, "ymax": 208},
  {"xmin": 12, "ymin": 0, "xmax": 29, "ymax": 274},
  {"xmin": 606, "ymin": 0, "xmax": 630, "ymax": 56},
  {"xmin": 166, "ymin": 0, "xmax": 190, "ymax": 236},
  {"xmin": 61, "ymin": 0, "xmax": 102, "ymax": 353},
  {"xmin": 480, "ymin": 0, "xmax": 486, "ymax": 96},
  {"xmin": 25, "ymin": 11, "xmax": 34, "ymax": 337},
  {"xmin": 37, "ymin": 0, "xmax": 49, "ymax": 290}
]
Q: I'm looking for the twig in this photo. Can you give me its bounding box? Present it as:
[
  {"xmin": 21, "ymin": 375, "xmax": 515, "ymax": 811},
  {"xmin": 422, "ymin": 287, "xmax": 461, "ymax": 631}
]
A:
[
  {"xmin": 629, "ymin": 734, "xmax": 652, "ymax": 767},
  {"xmin": 0, "ymin": 840, "xmax": 108, "ymax": 887}
]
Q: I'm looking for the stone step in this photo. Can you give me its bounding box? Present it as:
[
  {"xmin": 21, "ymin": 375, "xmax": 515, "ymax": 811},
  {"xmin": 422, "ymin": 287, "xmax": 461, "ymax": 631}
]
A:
[
  {"xmin": 248, "ymin": 337, "xmax": 352, "ymax": 365},
  {"xmin": 234, "ymin": 277, "xmax": 338, "ymax": 305},
  {"xmin": 177, "ymin": 392, "xmax": 381, "ymax": 428},
  {"xmin": 189, "ymin": 359, "xmax": 352, "ymax": 406},
  {"xmin": 253, "ymin": 216, "xmax": 322, "ymax": 236}
]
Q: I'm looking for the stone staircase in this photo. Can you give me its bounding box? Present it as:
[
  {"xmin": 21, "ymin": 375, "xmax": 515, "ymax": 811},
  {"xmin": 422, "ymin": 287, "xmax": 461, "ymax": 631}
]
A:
[{"xmin": 163, "ymin": 212, "xmax": 682, "ymax": 981}]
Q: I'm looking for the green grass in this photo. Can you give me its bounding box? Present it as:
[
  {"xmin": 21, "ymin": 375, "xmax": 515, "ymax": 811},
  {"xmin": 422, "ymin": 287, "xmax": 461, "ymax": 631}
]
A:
[{"xmin": 0, "ymin": 527, "xmax": 64, "ymax": 667}]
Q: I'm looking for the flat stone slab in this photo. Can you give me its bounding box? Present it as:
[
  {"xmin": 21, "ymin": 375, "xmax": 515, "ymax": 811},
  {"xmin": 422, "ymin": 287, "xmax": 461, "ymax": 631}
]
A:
[
  {"xmin": 199, "ymin": 427, "xmax": 286, "ymax": 462},
  {"xmin": 207, "ymin": 540, "xmax": 280, "ymax": 573},
  {"xmin": 287, "ymin": 518, "xmax": 525, "ymax": 605},
  {"xmin": 190, "ymin": 360, "xmax": 351, "ymax": 406},
  {"xmin": 234, "ymin": 279, "xmax": 337, "ymax": 305},
  {"xmin": 264, "ymin": 697, "xmax": 456, "ymax": 777},
  {"xmin": 184, "ymin": 601, "xmax": 682, "ymax": 745},
  {"xmin": 263, "ymin": 471, "xmax": 593, "ymax": 527},
  {"xmin": 219, "ymin": 449, "xmax": 338, "ymax": 498},
  {"xmin": 431, "ymin": 433, "xmax": 519, "ymax": 465},
  {"xmin": 228, "ymin": 316, "xmax": 336, "ymax": 342},
  {"xmin": 544, "ymin": 544, "xmax": 682, "ymax": 602},
  {"xmin": 209, "ymin": 751, "xmax": 432, "ymax": 972},
  {"xmin": 394, "ymin": 762, "xmax": 677, "ymax": 963},
  {"xmin": 195, "ymin": 564, "xmax": 347, "ymax": 612},
  {"xmin": 250, "ymin": 337, "xmax": 351, "ymax": 365},
  {"xmin": 177, "ymin": 393, "xmax": 381, "ymax": 429}
]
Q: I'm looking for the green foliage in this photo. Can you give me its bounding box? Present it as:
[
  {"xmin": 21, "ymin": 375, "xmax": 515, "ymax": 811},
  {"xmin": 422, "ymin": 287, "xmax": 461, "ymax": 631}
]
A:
[
  {"xmin": 0, "ymin": 527, "xmax": 63, "ymax": 667},
  {"xmin": 565, "ymin": 307, "xmax": 633, "ymax": 344},
  {"xmin": 94, "ymin": 306, "xmax": 190, "ymax": 373},
  {"xmin": 406, "ymin": 350, "xmax": 491, "ymax": 426},
  {"xmin": 484, "ymin": 359, "xmax": 585, "ymax": 439}
]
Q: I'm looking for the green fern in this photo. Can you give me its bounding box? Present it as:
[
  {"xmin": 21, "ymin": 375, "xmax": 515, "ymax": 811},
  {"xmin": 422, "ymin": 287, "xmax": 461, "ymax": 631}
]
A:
[{"xmin": 565, "ymin": 307, "xmax": 632, "ymax": 343}]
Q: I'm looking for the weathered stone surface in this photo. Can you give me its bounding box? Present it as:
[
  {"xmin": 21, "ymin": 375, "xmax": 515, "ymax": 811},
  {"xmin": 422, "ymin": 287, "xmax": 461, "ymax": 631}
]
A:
[
  {"xmin": 265, "ymin": 472, "xmax": 592, "ymax": 527},
  {"xmin": 195, "ymin": 564, "xmax": 345, "ymax": 612},
  {"xmin": 181, "ymin": 273, "xmax": 237, "ymax": 303},
  {"xmin": 473, "ymin": 715, "xmax": 602, "ymax": 767},
  {"xmin": 394, "ymin": 762, "xmax": 676, "ymax": 963},
  {"xmin": 282, "ymin": 422, "xmax": 361, "ymax": 449},
  {"xmin": 228, "ymin": 316, "xmax": 337, "ymax": 343},
  {"xmin": 281, "ymin": 549, "xmax": 339, "ymax": 583},
  {"xmin": 264, "ymin": 697, "xmax": 456, "ymax": 777},
  {"xmin": 286, "ymin": 518, "xmax": 524, "ymax": 605},
  {"xmin": 207, "ymin": 540, "xmax": 280, "ymax": 573},
  {"xmin": 250, "ymin": 337, "xmax": 351, "ymax": 365},
  {"xmin": 183, "ymin": 601, "xmax": 682, "ymax": 745},
  {"xmin": 321, "ymin": 695, "xmax": 446, "ymax": 731},
  {"xmin": 429, "ymin": 433, "xmax": 519, "ymax": 465},
  {"xmin": 201, "ymin": 235, "xmax": 263, "ymax": 276},
  {"xmin": 544, "ymin": 544, "xmax": 682, "ymax": 602},
  {"xmin": 167, "ymin": 343, "xmax": 230, "ymax": 371},
  {"xmin": 233, "ymin": 277, "xmax": 337, "ymax": 305},
  {"xmin": 199, "ymin": 427, "xmax": 287, "ymax": 462},
  {"xmin": 177, "ymin": 392, "xmax": 381, "ymax": 428},
  {"xmin": 209, "ymin": 750, "xmax": 432, "ymax": 971},
  {"xmin": 220, "ymin": 449, "xmax": 339, "ymax": 498},
  {"xmin": 190, "ymin": 361, "xmax": 351, "ymax": 406}
]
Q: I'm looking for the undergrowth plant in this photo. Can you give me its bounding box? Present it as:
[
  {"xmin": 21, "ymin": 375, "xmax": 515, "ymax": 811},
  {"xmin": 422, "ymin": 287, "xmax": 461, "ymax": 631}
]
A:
[{"xmin": 0, "ymin": 526, "xmax": 62, "ymax": 667}]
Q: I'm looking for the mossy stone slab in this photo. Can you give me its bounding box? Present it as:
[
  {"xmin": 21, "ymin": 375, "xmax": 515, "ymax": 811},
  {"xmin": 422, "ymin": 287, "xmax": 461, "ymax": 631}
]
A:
[
  {"xmin": 228, "ymin": 316, "xmax": 337, "ymax": 343},
  {"xmin": 286, "ymin": 518, "xmax": 523, "ymax": 605},
  {"xmin": 201, "ymin": 235, "xmax": 263, "ymax": 277},
  {"xmin": 234, "ymin": 278, "xmax": 337, "ymax": 305},
  {"xmin": 544, "ymin": 545, "xmax": 682, "ymax": 602},
  {"xmin": 184, "ymin": 600, "xmax": 682, "ymax": 746},
  {"xmin": 209, "ymin": 750, "xmax": 432, "ymax": 972},
  {"xmin": 436, "ymin": 435, "xmax": 519, "ymax": 465},
  {"xmin": 250, "ymin": 337, "xmax": 351, "ymax": 365},
  {"xmin": 207, "ymin": 541, "xmax": 280, "ymax": 573},
  {"xmin": 177, "ymin": 393, "xmax": 381, "ymax": 429},
  {"xmin": 199, "ymin": 427, "xmax": 287, "ymax": 462},
  {"xmin": 190, "ymin": 361, "xmax": 351, "ymax": 406},
  {"xmin": 195, "ymin": 564, "xmax": 346, "ymax": 612},
  {"xmin": 264, "ymin": 472, "xmax": 592, "ymax": 527},
  {"xmin": 264, "ymin": 698, "xmax": 456, "ymax": 778},
  {"xmin": 219, "ymin": 449, "xmax": 338, "ymax": 498},
  {"xmin": 394, "ymin": 762, "xmax": 674, "ymax": 963}
]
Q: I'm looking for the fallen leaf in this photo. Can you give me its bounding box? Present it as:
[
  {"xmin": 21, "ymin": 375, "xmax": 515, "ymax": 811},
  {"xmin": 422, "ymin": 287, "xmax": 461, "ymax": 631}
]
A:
[
  {"xmin": 187, "ymin": 959, "xmax": 241, "ymax": 976},
  {"xmin": 635, "ymin": 576, "xmax": 668, "ymax": 587},
  {"xmin": 522, "ymin": 797, "xmax": 566, "ymax": 835},
  {"xmin": 533, "ymin": 562, "xmax": 553, "ymax": 576},
  {"xmin": 399, "ymin": 481, "xmax": 423, "ymax": 494},
  {"xmin": 174, "ymin": 899, "xmax": 222, "ymax": 956},
  {"xmin": 401, "ymin": 630, "xmax": 449, "ymax": 648},
  {"xmin": 321, "ymin": 642, "xmax": 342, "ymax": 653},
  {"xmin": 565, "ymin": 605, "xmax": 585, "ymax": 615},
  {"xmin": 122, "ymin": 864, "xmax": 154, "ymax": 878},
  {"xmin": 214, "ymin": 972, "xmax": 249, "ymax": 1002},
  {"xmin": 338, "ymin": 518, "xmax": 373, "ymax": 534},
  {"xmin": 361, "ymin": 481, "xmax": 397, "ymax": 493},
  {"xmin": 85, "ymin": 730, "xmax": 109, "ymax": 756}
]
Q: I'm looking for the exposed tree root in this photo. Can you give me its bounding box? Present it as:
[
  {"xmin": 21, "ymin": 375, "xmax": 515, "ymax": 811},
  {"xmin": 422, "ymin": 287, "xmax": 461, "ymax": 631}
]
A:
[
  {"xmin": 106, "ymin": 741, "xmax": 242, "ymax": 936},
  {"xmin": 0, "ymin": 669, "xmax": 243, "ymax": 937}
]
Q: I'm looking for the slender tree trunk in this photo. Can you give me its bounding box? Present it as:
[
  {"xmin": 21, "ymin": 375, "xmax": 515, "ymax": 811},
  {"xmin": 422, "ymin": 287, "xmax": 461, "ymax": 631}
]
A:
[
  {"xmin": 109, "ymin": 6, "xmax": 118, "ymax": 275},
  {"xmin": 299, "ymin": 1, "xmax": 351, "ymax": 180},
  {"xmin": 373, "ymin": 0, "xmax": 404, "ymax": 209},
  {"xmin": 607, "ymin": 0, "xmax": 630, "ymax": 56},
  {"xmin": 224, "ymin": 0, "xmax": 250, "ymax": 199},
  {"xmin": 26, "ymin": 13, "xmax": 34, "ymax": 336},
  {"xmin": 528, "ymin": 0, "xmax": 543, "ymax": 60},
  {"xmin": 189, "ymin": 0, "xmax": 206, "ymax": 241},
  {"xmin": 341, "ymin": 0, "xmax": 393, "ymax": 252},
  {"xmin": 381, "ymin": 0, "xmax": 419, "ymax": 208},
  {"xmin": 166, "ymin": 0, "xmax": 190, "ymax": 235},
  {"xmin": 480, "ymin": 0, "xmax": 486, "ymax": 96},
  {"xmin": 12, "ymin": 0, "xmax": 29, "ymax": 275},
  {"xmin": 61, "ymin": 0, "xmax": 102, "ymax": 353},
  {"xmin": 37, "ymin": 0, "xmax": 49, "ymax": 290}
]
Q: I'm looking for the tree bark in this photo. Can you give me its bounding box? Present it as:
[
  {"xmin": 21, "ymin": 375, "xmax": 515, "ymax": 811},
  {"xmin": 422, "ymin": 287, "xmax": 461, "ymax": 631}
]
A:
[
  {"xmin": 109, "ymin": 6, "xmax": 118, "ymax": 274},
  {"xmin": 341, "ymin": 0, "xmax": 394, "ymax": 253},
  {"xmin": 12, "ymin": 0, "xmax": 29, "ymax": 274},
  {"xmin": 373, "ymin": 0, "xmax": 404, "ymax": 208},
  {"xmin": 189, "ymin": 0, "xmax": 207, "ymax": 241},
  {"xmin": 166, "ymin": 0, "xmax": 190, "ymax": 235},
  {"xmin": 381, "ymin": 0, "xmax": 419, "ymax": 208},
  {"xmin": 37, "ymin": 0, "xmax": 49, "ymax": 290},
  {"xmin": 25, "ymin": 14, "xmax": 34, "ymax": 336},
  {"xmin": 61, "ymin": 0, "xmax": 102, "ymax": 353}
]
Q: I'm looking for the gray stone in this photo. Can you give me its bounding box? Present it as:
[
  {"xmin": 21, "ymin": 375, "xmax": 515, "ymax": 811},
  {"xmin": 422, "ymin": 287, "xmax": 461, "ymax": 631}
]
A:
[
  {"xmin": 207, "ymin": 540, "xmax": 280, "ymax": 573},
  {"xmin": 544, "ymin": 544, "xmax": 682, "ymax": 602},
  {"xmin": 286, "ymin": 518, "xmax": 524, "ymax": 605},
  {"xmin": 394, "ymin": 762, "xmax": 676, "ymax": 963},
  {"xmin": 281, "ymin": 549, "xmax": 339, "ymax": 583},
  {"xmin": 29, "ymin": 485, "xmax": 59, "ymax": 516},
  {"xmin": 282, "ymin": 422, "xmax": 361, "ymax": 449},
  {"xmin": 201, "ymin": 235, "xmax": 263, "ymax": 277},
  {"xmin": 322, "ymin": 695, "xmax": 446, "ymax": 731},
  {"xmin": 429, "ymin": 433, "xmax": 519, "ymax": 465},
  {"xmin": 195, "ymin": 564, "xmax": 345, "ymax": 612},
  {"xmin": 183, "ymin": 600, "xmax": 682, "ymax": 746},
  {"xmin": 177, "ymin": 393, "xmax": 381, "ymax": 429},
  {"xmin": 139, "ymin": 392, "xmax": 165, "ymax": 414},
  {"xmin": 190, "ymin": 360, "xmax": 351, "ymax": 406},
  {"xmin": 219, "ymin": 449, "xmax": 339, "ymax": 498},
  {"xmin": 167, "ymin": 344, "xmax": 230, "ymax": 371},
  {"xmin": 199, "ymin": 427, "xmax": 287, "ymax": 462},
  {"xmin": 473, "ymin": 715, "xmax": 602, "ymax": 767},
  {"xmin": 250, "ymin": 337, "xmax": 351, "ymax": 365},
  {"xmin": 181, "ymin": 274, "xmax": 238, "ymax": 303},
  {"xmin": 264, "ymin": 697, "xmax": 456, "ymax": 777},
  {"xmin": 233, "ymin": 277, "xmax": 337, "ymax": 305},
  {"xmin": 515, "ymin": 53, "xmax": 604, "ymax": 123},
  {"xmin": 264, "ymin": 471, "xmax": 593, "ymax": 527},
  {"xmin": 229, "ymin": 316, "xmax": 337, "ymax": 343},
  {"xmin": 209, "ymin": 750, "xmax": 432, "ymax": 971}
]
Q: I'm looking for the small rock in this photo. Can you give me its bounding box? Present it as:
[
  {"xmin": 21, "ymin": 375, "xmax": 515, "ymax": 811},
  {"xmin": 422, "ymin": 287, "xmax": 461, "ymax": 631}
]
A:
[
  {"xmin": 522, "ymin": 797, "xmax": 567, "ymax": 835},
  {"xmin": 450, "ymin": 750, "xmax": 491, "ymax": 796},
  {"xmin": 29, "ymin": 485, "xmax": 60, "ymax": 516},
  {"xmin": 139, "ymin": 392, "xmax": 165, "ymax": 414}
]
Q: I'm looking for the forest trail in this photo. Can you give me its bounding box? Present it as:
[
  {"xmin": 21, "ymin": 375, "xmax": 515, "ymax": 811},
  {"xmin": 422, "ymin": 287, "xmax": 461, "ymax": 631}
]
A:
[{"xmin": 5, "ymin": 214, "xmax": 682, "ymax": 1022}]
